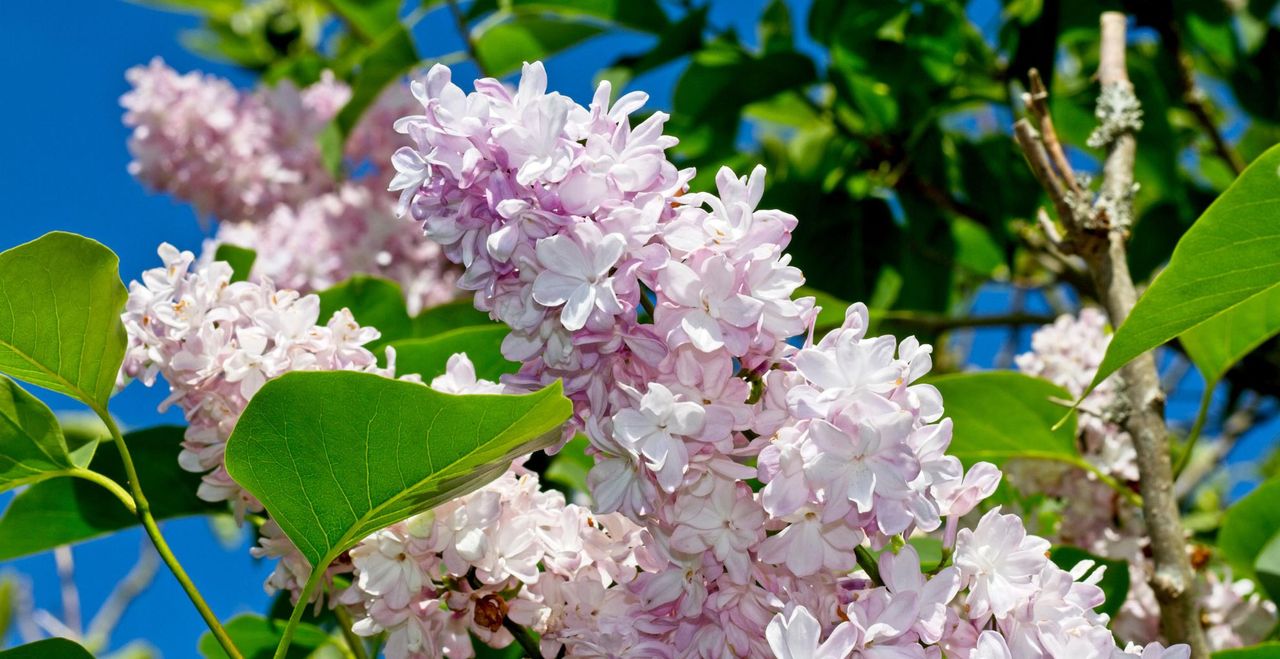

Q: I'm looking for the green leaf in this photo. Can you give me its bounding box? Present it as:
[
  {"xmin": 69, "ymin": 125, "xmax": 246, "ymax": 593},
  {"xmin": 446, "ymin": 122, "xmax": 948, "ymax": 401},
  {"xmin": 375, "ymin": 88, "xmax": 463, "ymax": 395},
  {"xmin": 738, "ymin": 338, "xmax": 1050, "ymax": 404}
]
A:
[
  {"xmin": 0, "ymin": 638, "xmax": 94, "ymax": 658},
  {"xmin": 388, "ymin": 325, "xmax": 516, "ymax": 382},
  {"xmin": 929, "ymin": 372, "xmax": 1079, "ymax": 467},
  {"xmin": 501, "ymin": 0, "xmax": 669, "ymax": 33},
  {"xmin": 0, "ymin": 232, "xmax": 128, "ymax": 410},
  {"xmin": 213, "ymin": 244, "xmax": 257, "ymax": 283},
  {"xmin": 1213, "ymin": 643, "xmax": 1280, "ymax": 659},
  {"xmin": 411, "ymin": 299, "xmax": 493, "ymax": 337},
  {"xmin": 0, "ymin": 576, "xmax": 13, "ymax": 643},
  {"xmin": 1089, "ymin": 144, "xmax": 1280, "ymax": 393},
  {"xmin": 335, "ymin": 26, "xmax": 419, "ymax": 139},
  {"xmin": 473, "ymin": 17, "xmax": 606, "ymax": 77},
  {"xmin": 0, "ymin": 375, "xmax": 91, "ymax": 492},
  {"xmin": 1181, "ymin": 284, "xmax": 1280, "ymax": 386},
  {"xmin": 1219, "ymin": 479, "xmax": 1280, "ymax": 577},
  {"xmin": 225, "ymin": 371, "xmax": 571, "ymax": 569},
  {"xmin": 328, "ymin": 0, "xmax": 402, "ymax": 41},
  {"xmin": 317, "ymin": 275, "xmax": 413, "ymax": 348},
  {"xmin": 1049, "ymin": 546, "xmax": 1130, "ymax": 618},
  {"xmin": 759, "ymin": 0, "xmax": 794, "ymax": 53},
  {"xmin": 0, "ymin": 426, "xmax": 224, "ymax": 561},
  {"xmin": 199, "ymin": 613, "xmax": 335, "ymax": 659},
  {"xmin": 1255, "ymin": 531, "xmax": 1280, "ymax": 604}
]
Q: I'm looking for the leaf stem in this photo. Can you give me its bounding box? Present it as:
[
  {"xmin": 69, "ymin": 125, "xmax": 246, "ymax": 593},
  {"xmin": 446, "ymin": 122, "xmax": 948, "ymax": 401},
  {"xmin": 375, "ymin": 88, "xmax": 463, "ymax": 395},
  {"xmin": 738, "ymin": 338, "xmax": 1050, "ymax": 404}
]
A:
[
  {"xmin": 332, "ymin": 597, "xmax": 370, "ymax": 659},
  {"xmin": 276, "ymin": 563, "xmax": 329, "ymax": 659},
  {"xmin": 67, "ymin": 469, "xmax": 136, "ymax": 515},
  {"xmin": 93, "ymin": 409, "xmax": 243, "ymax": 659},
  {"xmin": 854, "ymin": 546, "xmax": 883, "ymax": 586},
  {"xmin": 503, "ymin": 617, "xmax": 544, "ymax": 659},
  {"xmin": 1173, "ymin": 384, "xmax": 1215, "ymax": 479}
]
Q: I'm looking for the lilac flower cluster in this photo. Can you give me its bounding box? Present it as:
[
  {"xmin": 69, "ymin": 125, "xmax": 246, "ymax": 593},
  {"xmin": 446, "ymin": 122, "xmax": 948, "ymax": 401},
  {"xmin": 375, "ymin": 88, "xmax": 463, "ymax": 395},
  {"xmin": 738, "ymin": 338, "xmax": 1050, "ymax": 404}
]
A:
[
  {"xmin": 119, "ymin": 243, "xmax": 394, "ymax": 513},
  {"xmin": 1015, "ymin": 311, "xmax": 1276, "ymax": 650},
  {"xmin": 121, "ymin": 59, "xmax": 458, "ymax": 312},
  {"xmin": 339, "ymin": 355, "xmax": 655, "ymax": 658},
  {"xmin": 380, "ymin": 61, "xmax": 1189, "ymax": 658}
]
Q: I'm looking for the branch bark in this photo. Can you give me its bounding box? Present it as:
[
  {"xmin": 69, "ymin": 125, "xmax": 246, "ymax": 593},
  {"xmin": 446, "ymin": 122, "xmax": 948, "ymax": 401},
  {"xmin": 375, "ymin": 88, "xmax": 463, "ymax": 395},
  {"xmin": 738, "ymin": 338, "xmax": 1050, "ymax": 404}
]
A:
[{"xmin": 1013, "ymin": 12, "xmax": 1208, "ymax": 656}]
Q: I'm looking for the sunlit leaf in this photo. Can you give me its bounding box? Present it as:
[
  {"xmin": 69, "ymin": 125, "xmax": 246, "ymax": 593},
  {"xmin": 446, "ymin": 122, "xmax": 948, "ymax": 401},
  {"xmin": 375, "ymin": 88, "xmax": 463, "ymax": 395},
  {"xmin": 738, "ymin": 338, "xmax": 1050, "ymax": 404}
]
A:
[
  {"xmin": 225, "ymin": 372, "xmax": 571, "ymax": 569},
  {"xmin": 1181, "ymin": 284, "xmax": 1280, "ymax": 387},
  {"xmin": 930, "ymin": 372, "xmax": 1080, "ymax": 467},
  {"xmin": 1090, "ymin": 144, "xmax": 1280, "ymax": 393},
  {"xmin": 0, "ymin": 232, "xmax": 128, "ymax": 410},
  {"xmin": 0, "ymin": 376, "xmax": 91, "ymax": 492}
]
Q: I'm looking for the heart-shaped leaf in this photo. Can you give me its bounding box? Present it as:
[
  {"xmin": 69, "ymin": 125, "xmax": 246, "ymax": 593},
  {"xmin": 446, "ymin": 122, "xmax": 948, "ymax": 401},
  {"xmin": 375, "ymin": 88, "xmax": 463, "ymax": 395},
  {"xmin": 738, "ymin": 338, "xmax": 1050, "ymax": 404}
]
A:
[
  {"xmin": 0, "ymin": 375, "xmax": 92, "ymax": 492},
  {"xmin": 0, "ymin": 232, "xmax": 128, "ymax": 410},
  {"xmin": 1255, "ymin": 532, "xmax": 1280, "ymax": 604},
  {"xmin": 0, "ymin": 426, "xmax": 223, "ymax": 560},
  {"xmin": 225, "ymin": 371, "xmax": 571, "ymax": 569},
  {"xmin": 1089, "ymin": 144, "xmax": 1280, "ymax": 394}
]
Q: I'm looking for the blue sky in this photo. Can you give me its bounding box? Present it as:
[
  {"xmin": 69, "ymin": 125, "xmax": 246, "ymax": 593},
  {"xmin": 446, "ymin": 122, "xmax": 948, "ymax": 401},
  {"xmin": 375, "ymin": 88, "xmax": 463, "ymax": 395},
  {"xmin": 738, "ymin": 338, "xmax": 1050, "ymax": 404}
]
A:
[{"xmin": 0, "ymin": 0, "xmax": 1274, "ymax": 656}]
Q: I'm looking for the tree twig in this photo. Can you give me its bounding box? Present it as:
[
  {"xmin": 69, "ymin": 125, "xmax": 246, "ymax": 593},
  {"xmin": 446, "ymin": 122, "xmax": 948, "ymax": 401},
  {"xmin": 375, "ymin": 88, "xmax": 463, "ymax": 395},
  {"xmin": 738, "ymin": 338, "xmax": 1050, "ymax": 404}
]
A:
[
  {"xmin": 1012, "ymin": 12, "xmax": 1207, "ymax": 656},
  {"xmin": 1159, "ymin": 20, "xmax": 1245, "ymax": 176},
  {"xmin": 53, "ymin": 547, "xmax": 81, "ymax": 640},
  {"xmin": 446, "ymin": 0, "xmax": 490, "ymax": 77},
  {"xmin": 86, "ymin": 540, "xmax": 159, "ymax": 651}
]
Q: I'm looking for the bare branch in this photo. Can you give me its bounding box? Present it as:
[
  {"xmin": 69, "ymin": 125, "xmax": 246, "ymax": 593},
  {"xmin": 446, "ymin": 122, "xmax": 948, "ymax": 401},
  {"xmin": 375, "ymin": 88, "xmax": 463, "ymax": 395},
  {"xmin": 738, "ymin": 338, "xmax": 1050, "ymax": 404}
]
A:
[
  {"xmin": 1160, "ymin": 20, "xmax": 1246, "ymax": 176},
  {"xmin": 86, "ymin": 540, "xmax": 160, "ymax": 651},
  {"xmin": 54, "ymin": 547, "xmax": 81, "ymax": 640},
  {"xmin": 1012, "ymin": 12, "xmax": 1208, "ymax": 656}
]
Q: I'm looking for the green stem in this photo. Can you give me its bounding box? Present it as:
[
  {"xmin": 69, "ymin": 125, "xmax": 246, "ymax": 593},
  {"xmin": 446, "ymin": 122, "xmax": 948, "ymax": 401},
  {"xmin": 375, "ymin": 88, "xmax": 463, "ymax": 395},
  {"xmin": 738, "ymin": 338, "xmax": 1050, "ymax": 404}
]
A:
[
  {"xmin": 332, "ymin": 597, "xmax": 370, "ymax": 659},
  {"xmin": 275, "ymin": 564, "xmax": 329, "ymax": 659},
  {"xmin": 1173, "ymin": 383, "xmax": 1215, "ymax": 479},
  {"xmin": 854, "ymin": 546, "xmax": 883, "ymax": 585},
  {"xmin": 94, "ymin": 408, "xmax": 243, "ymax": 659},
  {"xmin": 503, "ymin": 617, "xmax": 544, "ymax": 659},
  {"xmin": 639, "ymin": 291, "xmax": 656, "ymax": 321},
  {"xmin": 68, "ymin": 468, "xmax": 136, "ymax": 515},
  {"xmin": 1076, "ymin": 458, "xmax": 1143, "ymax": 509}
]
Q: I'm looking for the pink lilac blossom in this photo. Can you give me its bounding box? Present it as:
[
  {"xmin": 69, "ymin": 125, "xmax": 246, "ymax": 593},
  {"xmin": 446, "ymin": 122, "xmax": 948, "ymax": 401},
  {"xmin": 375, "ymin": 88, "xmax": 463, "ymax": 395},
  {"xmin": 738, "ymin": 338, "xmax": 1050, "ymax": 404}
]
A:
[
  {"xmin": 122, "ymin": 59, "xmax": 458, "ymax": 313},
  {"xmin": 119, "ymin": 243, "xmax": 394, "ymax": 514},
  {"xmin": 1015, "ymin": 311, "xmax": 1276, "ymax": 650},
  {"xmin": 376, "ymin": 60, "xmax": 1189, "ymax": 658}
]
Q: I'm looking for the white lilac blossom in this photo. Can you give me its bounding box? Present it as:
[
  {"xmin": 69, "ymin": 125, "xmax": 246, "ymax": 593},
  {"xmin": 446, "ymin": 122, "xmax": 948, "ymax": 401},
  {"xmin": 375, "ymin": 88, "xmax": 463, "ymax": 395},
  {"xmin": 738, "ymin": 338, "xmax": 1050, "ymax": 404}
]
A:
[
  {"xmin": 1016, "ymin": 311, "xmax": 1277, "ymax": 650},
  {"xmin": 120, "ymin": 244, "xmax": 395, "ymax": 513},
  {"xmin": 122, "ymin": 59, "xmax": 458, "ymax": 313}
]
